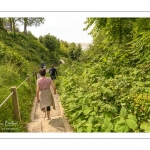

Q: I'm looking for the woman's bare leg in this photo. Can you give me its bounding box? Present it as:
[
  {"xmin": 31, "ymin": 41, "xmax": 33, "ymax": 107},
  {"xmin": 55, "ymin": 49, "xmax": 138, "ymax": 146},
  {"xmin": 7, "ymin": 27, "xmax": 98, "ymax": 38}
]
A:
[{"xmin": 47, "ymin": 111, "xmax": 50, "ymax": 119}]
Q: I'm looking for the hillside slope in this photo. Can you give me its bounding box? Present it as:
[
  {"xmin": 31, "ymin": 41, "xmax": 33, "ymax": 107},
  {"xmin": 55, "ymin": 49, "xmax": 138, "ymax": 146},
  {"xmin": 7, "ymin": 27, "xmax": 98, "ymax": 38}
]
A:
[{"xmin": 0, "ymin": 29, "xmax": 51, "ymax": 132}]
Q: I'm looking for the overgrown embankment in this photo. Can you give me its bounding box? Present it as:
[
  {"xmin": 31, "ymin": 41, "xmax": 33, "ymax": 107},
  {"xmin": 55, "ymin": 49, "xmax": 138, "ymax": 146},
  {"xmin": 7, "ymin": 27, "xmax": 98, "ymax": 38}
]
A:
[
  {"xmin": 0, "ymin": 29, "xmax": 50, "ymax": 132},
  {"xmin": 56, "ymin": 18, "xmax": 150, "ymax": 132},
  {"xmin": 57, "ymin": 58, "xmax": 150, "ymax": 132}
]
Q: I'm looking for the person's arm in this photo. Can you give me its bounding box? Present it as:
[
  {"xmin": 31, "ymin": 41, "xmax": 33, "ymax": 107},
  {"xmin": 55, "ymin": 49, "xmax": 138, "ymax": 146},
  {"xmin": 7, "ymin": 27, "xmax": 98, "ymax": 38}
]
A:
[
  {"xmin": 50, "ymin": 80, "xmax": 56, "ymax": 94},
  {"xmin": 36, "ymin": 81, "xmax": 40, "ymax": 103}
]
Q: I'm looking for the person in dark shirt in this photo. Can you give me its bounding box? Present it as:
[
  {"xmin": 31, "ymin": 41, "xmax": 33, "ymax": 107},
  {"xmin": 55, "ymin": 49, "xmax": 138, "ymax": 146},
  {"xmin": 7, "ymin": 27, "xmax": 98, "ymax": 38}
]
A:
[
  {"xmin": 41, "ymin": 61, "xmax": 45, "ymax": 68},
  {"xmin": 49, "ymin": 65, "xmax": 58, "ymax": 80}
]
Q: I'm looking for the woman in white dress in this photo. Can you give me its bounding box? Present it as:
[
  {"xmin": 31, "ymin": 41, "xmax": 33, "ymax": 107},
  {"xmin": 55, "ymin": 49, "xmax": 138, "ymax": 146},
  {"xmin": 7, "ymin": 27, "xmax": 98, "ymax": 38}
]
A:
[{"xmin": 36, "ymin": 68, "xmax": 56, "ymax": 120}]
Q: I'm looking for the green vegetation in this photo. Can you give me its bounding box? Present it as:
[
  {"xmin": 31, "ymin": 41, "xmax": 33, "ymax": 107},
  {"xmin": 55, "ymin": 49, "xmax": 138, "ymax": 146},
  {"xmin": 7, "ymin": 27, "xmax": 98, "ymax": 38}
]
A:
[
  {"xmin": 39, "ymin": 34, "xmax": 61, "ymax": 65},
  {"xmin": 0, "ymin": 17, "xmax": 83, "ymax": 132},
  {"xmin": 1, "ymin": 17, "xmax": 150, "ymax": 133},
  {"xmin": 56, "ymin": 18, "xmax": 150, "ymax": 132},
  {"xmin": 0, "ymin": 27, "xmax": 52, "ymax": 132}
]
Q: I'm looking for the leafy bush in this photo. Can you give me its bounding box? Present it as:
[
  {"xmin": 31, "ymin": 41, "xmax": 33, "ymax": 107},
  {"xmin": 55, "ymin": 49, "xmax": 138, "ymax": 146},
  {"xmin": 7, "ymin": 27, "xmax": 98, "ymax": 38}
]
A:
[{"xmin": 57, "ymin": 61, "xmax": 150, "ymax": 132}]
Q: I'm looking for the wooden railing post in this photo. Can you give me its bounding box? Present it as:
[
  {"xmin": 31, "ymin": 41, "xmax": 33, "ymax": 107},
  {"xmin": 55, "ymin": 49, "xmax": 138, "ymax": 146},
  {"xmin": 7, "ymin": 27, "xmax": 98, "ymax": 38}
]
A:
[{"xmin": 11, "ymin": 86, "xmax": 21, "ymax": 122}]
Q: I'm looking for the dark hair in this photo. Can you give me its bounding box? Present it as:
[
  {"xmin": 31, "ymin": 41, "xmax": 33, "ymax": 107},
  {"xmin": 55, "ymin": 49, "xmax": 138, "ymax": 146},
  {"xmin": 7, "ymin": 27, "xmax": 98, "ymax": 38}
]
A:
[{"xmin": 39, "ymin": 68, "xmax": 46, "ymax": 76}]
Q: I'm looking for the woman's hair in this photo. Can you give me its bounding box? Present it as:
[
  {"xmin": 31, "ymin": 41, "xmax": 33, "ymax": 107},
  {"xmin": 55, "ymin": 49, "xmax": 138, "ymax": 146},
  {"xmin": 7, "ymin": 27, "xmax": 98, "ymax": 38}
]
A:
[{"xmin": 39, "ymin": 68, "xmax": 46, "ymax": 76}]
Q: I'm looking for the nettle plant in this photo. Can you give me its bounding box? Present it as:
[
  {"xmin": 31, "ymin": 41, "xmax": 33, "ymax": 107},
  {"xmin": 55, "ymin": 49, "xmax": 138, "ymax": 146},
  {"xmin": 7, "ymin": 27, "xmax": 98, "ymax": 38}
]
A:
[{"xmin": 58, "ymin": 60, "xmax": 150, "ymax": 132}]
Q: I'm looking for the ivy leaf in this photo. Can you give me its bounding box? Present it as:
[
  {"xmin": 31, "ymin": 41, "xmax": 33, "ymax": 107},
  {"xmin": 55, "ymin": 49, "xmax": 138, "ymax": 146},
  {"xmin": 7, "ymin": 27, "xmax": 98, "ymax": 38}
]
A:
[
  {"xmin": 140, "ymin": 122, "xmax": 150, "ymax": 132},
  {"xmin": 87, "ymin": 124, "xmax": 92, "ymax": 132},
  {"xmin": 136, "ymin": 81, "xmax": 144, "ymax": 87},
  {"xmin": 120, "ymin": 107, "xmax": 127, "ymax": 118},
  {"xmin": 74, "ymin": 110, "xmax": 82, "ymax": 119},
  {"xmin": 102, "ymin": 57, "xmax": 107, "ymax": 62},
  {"xmin": 83, "ymin": 108, "xmax": 93, "ymax": 116},
  {"xmin": 127, "ymin": 114, "xmax": 137, "ymax": 122},
  {"xmin": 84, "ymin": 123, "xmax": 93, "ymax": 132},
  {"xmin": 91, "ymin": 101, "xmax": 98, "ymax": 104},
  {"xmin": 77, "ymin": 127, "xmax": 83, "ymax": 132},
  {"xmin": 101, "ymin": 86, "xmax": 113, "ymax": 97},
  {"xmin": 126, "ymin": 119, "xmax": 138, "ymax": 130},
  {"xmin": 114, "ymin": 118, "xmax": 129, "ymax": 132},
  {"xmin": 69, "ymin": 102, "xmax": 77, "ymax": 110},
  {"xmin": 104, "ymin": 111, "xmax": 113, "ymax": 118},
  {"xmin": 101, "ymin": 117, "xmax": 113, "ymax": 132},
  {"xmin": 106, "ymin": 89, "xmax": 113, "ymax": 97},
  {"xmin": 92, "ymin": 83, "xmax": 100, "ymax": 88},
  {"xmin": 87, "ymin": 115, "xmax": 94, "ymax": 123},
  {"xmin": 109, "ymin": 105, "xmax": 117, "ymax": 113},
  {"xmin": 101, "ymin": 86, "xmax": 108, "ymax": 94}
]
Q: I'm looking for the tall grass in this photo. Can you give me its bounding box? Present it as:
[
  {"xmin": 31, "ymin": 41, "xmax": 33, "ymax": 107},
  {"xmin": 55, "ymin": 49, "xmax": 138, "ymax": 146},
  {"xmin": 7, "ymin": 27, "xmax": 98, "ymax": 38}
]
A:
[
  {"xmin": 0, "ymin": 64, "xmax": 36, "ymax": 132},
  {"xmin": 0, "ymin": 29, "xmax": 47, "ymax": 132}
]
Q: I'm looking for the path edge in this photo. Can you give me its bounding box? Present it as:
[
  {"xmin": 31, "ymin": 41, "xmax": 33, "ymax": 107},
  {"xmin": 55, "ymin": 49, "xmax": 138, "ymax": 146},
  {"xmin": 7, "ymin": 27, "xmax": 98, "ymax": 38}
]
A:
[
  {"xmin": 30, "ymin": 96, "xmax": 37, "ymax": 122},
  {"xmin": 57, "ymin": 95, "xmax": 74, "ymax": 132}
]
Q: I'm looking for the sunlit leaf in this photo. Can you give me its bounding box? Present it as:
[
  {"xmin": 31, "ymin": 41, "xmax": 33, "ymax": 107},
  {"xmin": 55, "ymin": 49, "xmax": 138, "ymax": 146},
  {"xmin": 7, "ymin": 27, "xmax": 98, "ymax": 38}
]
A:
[
  {"xmin": 114, "ymin": 118, "xmax": 129, "ymax": 132},
  {"xmin": 120, "ymin": 107, "xmax": 127, "ymax": 118},
  {"xmin": 101, "ymin": 117, "xmax": 113, "ymax": 132},
  {"xmin": 83, "ymin": 108, "xmax": 93, "ymax": 116},
  {"xmin": 140, "ymin": 122, "xmax": 150, "ymax": 132},
  {"xmin": 126, "ymin": 119, "xmax": 138, "ymax": 130}
]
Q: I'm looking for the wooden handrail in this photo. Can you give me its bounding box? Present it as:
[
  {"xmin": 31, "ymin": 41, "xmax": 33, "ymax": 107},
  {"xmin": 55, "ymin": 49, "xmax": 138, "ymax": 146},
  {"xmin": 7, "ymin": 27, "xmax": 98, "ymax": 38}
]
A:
[
  {"xmin": 0, "ymin": 92, "xmax": 13, "ymax": 108},
  {"xmin": 0, "ymin": 70, "xmax": 37, "ymax": 121}
]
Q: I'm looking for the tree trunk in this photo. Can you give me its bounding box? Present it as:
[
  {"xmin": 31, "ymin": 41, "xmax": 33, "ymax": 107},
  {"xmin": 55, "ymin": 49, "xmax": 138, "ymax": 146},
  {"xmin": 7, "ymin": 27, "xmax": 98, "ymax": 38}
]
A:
[
  {"xmin": 12, "ymin": 18, "xmax": 16, "ymax": 38},
  {"xmin": 24, "ymin": 18, "xmax": 27, "ymax": 34},
  {"xmin": 119, "ymin": 19, "xmax": 122, "ymax": 44},
  {"xmin": 9, "ymin": 18, "xmax": 13, "ymax": 31},
  {"xmin": 0, "ymin": 18, "xmax": 4, "ymax": 28}
]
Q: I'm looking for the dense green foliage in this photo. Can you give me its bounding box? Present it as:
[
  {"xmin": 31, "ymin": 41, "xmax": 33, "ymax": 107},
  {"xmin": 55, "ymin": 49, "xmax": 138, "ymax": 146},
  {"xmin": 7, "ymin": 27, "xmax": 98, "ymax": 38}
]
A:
[
  {"xmin": 56, "ymin": 18, "xmax": 150, "ymax": 132},
  {"xmin": 39, "ymin": 34, "xmax": 83, "ymax": 64},
  {"xmin": 0, "ymin": 20, "xmax": 83, "ymax": 132},
  {"xmin": 0, "ymin": 28, "xmax": 51, "ymax": 132},
  {"xmin": 1, "ymin": 17, "xmax": 150, "ymax": 133},
  {"xmin": 68, "ymin": 43, "xmax": 82, "ymax": 60},
  {"xmin": 39, "ymin": 34, "xmax": 60, "ymax": 65}
]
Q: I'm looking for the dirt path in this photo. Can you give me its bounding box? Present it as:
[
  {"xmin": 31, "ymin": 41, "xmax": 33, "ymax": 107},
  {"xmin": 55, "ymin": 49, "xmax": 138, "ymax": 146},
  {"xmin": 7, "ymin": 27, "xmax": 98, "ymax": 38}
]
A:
[{"xmin": 27, "ymin": 73, "xmax": 73, "ymax": 132}]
